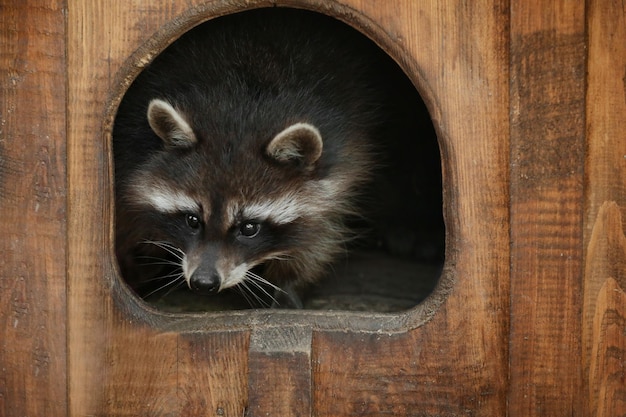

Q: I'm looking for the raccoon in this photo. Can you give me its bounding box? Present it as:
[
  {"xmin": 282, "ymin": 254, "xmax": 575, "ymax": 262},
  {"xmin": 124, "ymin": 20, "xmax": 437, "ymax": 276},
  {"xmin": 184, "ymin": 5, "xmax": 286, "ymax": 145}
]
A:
[{"xmin": 113, "ymin": 8, "xmax": 411, "ymax": 307}]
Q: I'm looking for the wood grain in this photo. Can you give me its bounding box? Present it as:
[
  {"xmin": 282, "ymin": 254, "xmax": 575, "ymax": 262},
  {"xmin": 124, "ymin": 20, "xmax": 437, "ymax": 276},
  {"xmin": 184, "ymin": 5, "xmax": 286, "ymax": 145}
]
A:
[
  {"xmin": 247, "ymin": 327, "xmax": 312, "ymax": 416},
  {"xmin": 591, "ymin": 278, "xmax": 626, "ymax": 417},
  {"xmin": 584, "ymin": 1, "xmax": 626, "ymax": 415},
  {"xmin": 509, "ymin": 1, "xmax": 586, "ymax": 415},
  {"xmin": 584, "ymin": 203, "xmax": 626, "ymax": 416},
  {"xmin": 585, "ymin": 0, "xmax": 626, "ymax": 227},
  {"xmin": 0, "ymin": 1, "xmax": 68, "ymax": 416},
  {"xmin": 314, "ymin": 329, "xmax": 508, "ymax": 416}
]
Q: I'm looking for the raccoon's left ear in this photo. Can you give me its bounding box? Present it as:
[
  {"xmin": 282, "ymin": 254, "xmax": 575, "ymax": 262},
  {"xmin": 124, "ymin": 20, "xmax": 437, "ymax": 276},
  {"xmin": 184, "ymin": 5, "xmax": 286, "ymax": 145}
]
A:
[
  {"xmin": 147, "ymin": 98, "xmax": 197, "ymax": 148},
  {"xmin": 266, "ymin": 122, "xmax": 323, "ymax": 169}
]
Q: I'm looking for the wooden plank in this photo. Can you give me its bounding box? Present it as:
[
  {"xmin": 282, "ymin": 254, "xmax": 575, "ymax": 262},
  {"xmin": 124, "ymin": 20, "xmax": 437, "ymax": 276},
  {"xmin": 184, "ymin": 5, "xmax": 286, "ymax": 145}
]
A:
[
  {"xmin": 67, "ymin": 1, "xmax": 254, "ymax": 415},
  {"xmin": 584, "ymin": 1, "xmax": 626, "ymax": 414},
  {"xmin": 584, "ymin": 203, "xmax": 626, "ymax": 416},
  {"xmin": 0, "ymin": 1, "xmax": 68, "ymax": 416},
  {"xmin": 178, "ymin": 332, "xmax": 249, "ymax": 416},
  {"xmin": 585, "ymin": 0, "xmax": 626, "ymax": 224},
  {"xmin": 590, "ymin": 278, "xmax": 626, "ymax": 417},
  {"xmin": 314, "ymin": 329, "xmax": 507, "ymax": 416},
  {"xmin": 312, "ymin": 0, "xmax": 511, "ymax": 415},
  {"xmin": 99, "ymin": 326, "xmax": 181, "ymax": 416},
  {"xmin": 97, "ymin": 327, "xmax": 249, "ymax": 416},
  {"xmin": 508, "ymin": 1, "xmax": 586, "ymax": 415},
  {"xmin": 588, "ymin": 278, "xmax": 626, "ymax": 417},
  {"xmin": 247, "ymin": 327, "xmax": 312, "ymax": 417}
]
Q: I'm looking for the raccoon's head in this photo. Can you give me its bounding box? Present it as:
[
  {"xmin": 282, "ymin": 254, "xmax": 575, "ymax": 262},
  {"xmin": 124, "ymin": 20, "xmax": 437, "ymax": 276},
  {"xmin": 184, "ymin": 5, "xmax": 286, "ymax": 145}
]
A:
[{"xmin": 124, "ymin": 98, "xmax": 344, "ymax": 296}]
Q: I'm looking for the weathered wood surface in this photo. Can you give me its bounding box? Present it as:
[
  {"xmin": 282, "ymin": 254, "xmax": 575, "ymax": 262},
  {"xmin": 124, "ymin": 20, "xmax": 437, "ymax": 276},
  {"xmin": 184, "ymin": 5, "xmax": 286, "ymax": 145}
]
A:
[
  {"xmin": 247, "ymin": 327, "xmax": 312, "ymax": 416},
  {"xmin": 509, "ymin": 1, "xmax": 586, "ymax": 415},
  {"xmin": 584, "ymin": 203, "xmax": 626, "ymax": 417},
  {"xmin": 585, "ymin": 0, "xmax": 626, "ymax": 227},
  {"xmin": 0, "ymin": 1, "xmax": 68, "ymax": 416},
  {"xmin": 0, "ymin": 0, "xmax": 623, "ymax": 415},
  {"xmin": 584, "ymin": 1, "xmax": 626, "ymax": 415}
]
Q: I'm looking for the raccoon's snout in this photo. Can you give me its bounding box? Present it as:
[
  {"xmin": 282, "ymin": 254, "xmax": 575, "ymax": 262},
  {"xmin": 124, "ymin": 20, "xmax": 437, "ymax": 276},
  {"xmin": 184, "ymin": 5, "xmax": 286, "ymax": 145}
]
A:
[
  {"xmin": 189, "ymin": 270, "xmax": 221, "ymax": 294},
  {"xmin": 185, "ymin": 250, "xmax": 222, "ymax": 294}
]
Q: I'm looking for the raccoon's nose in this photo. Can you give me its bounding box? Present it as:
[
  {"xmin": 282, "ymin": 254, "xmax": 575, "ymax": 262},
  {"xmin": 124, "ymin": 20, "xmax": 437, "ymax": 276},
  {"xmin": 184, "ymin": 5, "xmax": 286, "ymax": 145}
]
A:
[{"xmin": 189, "ymin": 273, "xmax": 221, "ymax": 294}]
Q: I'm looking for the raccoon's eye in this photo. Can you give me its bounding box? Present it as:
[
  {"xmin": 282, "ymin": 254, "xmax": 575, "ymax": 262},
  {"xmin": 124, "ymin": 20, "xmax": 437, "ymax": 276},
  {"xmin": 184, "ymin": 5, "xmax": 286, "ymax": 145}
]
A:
[
  {"xmin": 239, "ymin": 221, "xmax": 260, "ymax": 238},
  {"xmin": 185, "ymin": 213, "xmax": 201, "ymax": 229}
]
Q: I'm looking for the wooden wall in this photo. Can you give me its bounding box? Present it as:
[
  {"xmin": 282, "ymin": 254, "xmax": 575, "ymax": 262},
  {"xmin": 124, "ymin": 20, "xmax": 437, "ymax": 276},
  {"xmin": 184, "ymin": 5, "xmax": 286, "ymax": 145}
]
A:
[
  {"xmin": 0, "ymin": 2, "xmax": 67, "ymax": 416},
  {"xmin": 1, "ymin": 0, "xmax": 624, "ymax": 416}
]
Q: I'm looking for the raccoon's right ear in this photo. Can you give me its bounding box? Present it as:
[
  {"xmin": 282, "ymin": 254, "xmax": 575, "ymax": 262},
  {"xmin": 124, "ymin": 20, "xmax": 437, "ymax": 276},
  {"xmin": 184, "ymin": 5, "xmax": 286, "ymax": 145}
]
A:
[
  {"xmin": 147, "ymin": 99, "xmax": 197, "ymax": 148},
  {"xmin": 266, "ymin": 122, "xmax": 323, "ymax": 170}
]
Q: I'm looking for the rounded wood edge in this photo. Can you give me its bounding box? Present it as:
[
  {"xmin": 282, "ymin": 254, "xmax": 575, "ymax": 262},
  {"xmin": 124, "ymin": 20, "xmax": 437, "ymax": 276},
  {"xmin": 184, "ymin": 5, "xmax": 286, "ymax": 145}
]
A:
[{"xmin": 102, "ymin": 0, "xmax": 455, "ymax": 334}]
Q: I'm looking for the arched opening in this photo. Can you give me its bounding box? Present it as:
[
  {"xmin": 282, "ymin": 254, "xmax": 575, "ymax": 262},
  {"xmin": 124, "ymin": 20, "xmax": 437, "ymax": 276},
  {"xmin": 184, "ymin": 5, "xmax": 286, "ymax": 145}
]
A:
[{"xmin": 112, "ymin": 7, "xmax": 444, "ymax": 313}]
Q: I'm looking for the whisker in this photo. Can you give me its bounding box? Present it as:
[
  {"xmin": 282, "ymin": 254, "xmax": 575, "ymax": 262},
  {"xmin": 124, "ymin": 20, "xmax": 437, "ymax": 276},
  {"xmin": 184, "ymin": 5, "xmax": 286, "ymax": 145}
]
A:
[
  {"xmin": 142, "ymin": 273, "xmax": 185, "ymax": 299},
  {"xmin": 136, "ymin": 254, "xmax": 179, "ymax": 261},
  {"xmin": 158, "ymin": 279, "xmax": 187, "ymax": 300},
  {"xmin": 246, "ymin": 270, "xmax": 287, "ymax": 294},
  {"xmin": 237, "ymin": 281, "xmax": 270, "ymax": 308},
  {"xmin": 134, "ymin": 267, "xmax": 185, "ymax": 284},
  {"xmin": 238, "ymin": 282, "xmax": 262, "ymax": 308},
  {"xmin": 140, "ymin": 240, "xmax": 185, "ymax": 261},
  {"xmin": 242, "ymin": 271, "xmax": 285, "ymax": 307},
  {"xmin": 235, "ymin": 285, "xmax": 255, "ymax": 308},
  {"xmin": 245, "ymin": 279, "xmax": 277, "ymax": 305},
  {"xmin": 137, "ymin": 260, "xmax": 183, "ymax": 268},
  {"xmin": 156, "ymin": 270, "xmax": 186, "ymax": 280},
  {"xmin": 266, "ymin": 254, "xmax": 295, "ymax": 262}
]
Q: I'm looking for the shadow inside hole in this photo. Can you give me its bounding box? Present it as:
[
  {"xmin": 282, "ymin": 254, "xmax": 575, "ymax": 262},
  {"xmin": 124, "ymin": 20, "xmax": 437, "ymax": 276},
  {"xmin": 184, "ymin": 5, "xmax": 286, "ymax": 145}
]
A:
[{"xmin": 113, "ymin": 8, "xmax": 444, "ymax": 313}]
